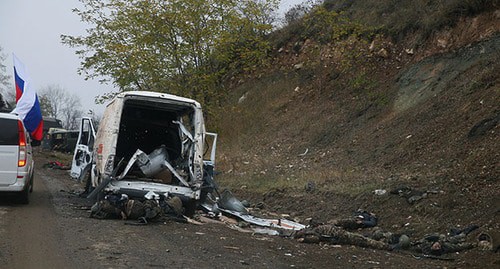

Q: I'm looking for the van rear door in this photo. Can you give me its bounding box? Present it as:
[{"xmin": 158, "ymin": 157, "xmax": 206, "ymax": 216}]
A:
[
  {"xmin": 70, "ymin": 117, "xmax": 96, "ymax": 180},
  {"xmin": 0, "ymin": 117, "xmax": 19, "ymax": 185}
]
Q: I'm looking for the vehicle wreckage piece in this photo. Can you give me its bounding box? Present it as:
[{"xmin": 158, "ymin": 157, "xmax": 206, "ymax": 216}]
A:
[
  {"xmin": 218, "ymin": 189, "xmax": 248, "ymax": 214},
  {"xmin": 201, "ymin": 189, "xmax": 305, "ymax": 231},
  {"xmin": 221, "ymin": 208, "xmax": 305, "ymax": 230},
  {"xmin": 201, "ymin": 203, "xmax": 305, "ymax": 231},
  {"xmin": 71, "ymin": 91, "xmax": 217, "ymax": 205},
  {"xmin": 117, "ymin": 146, "xmax": 189, "ymax": 187},
  {"xmin": 70, "ymin": 117, "xmax": 96, "ymax": 181}
]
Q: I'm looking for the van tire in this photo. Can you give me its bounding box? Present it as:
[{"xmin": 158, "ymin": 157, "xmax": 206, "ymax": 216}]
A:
[
  {"xmin": 19, "ymin": 186, "xmax": 30, "ymax": 204},
  {"xmin": 79, "ymin": 165, "xmax": 94, "ymax": 198},
  {"xmin": 29, "ymin": 172, "xmax": 34, "ymax": 193}
]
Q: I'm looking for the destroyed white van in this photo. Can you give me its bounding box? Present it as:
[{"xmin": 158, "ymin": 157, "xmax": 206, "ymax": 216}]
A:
[{"xmin": 71, "ymin": 91, "xmax": 217, "ymax": 206}]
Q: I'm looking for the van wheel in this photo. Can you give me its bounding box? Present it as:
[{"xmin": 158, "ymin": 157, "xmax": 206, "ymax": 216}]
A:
[
  {"xmin": 29, "ymin": 173, "xmax": 34, "ymax": 193},
  {"xmin": 80, "ymin": 166, "xmax": 95, "ymax": 198},
  {"xmin": 19, "ymin": 186, "xmax": 30, "ymax": 204}
]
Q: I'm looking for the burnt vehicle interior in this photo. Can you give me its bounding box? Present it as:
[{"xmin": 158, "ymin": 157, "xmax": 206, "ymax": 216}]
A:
[{"xmin": 114, "ymin": 98, "xmax": 194, "ymax": 184}]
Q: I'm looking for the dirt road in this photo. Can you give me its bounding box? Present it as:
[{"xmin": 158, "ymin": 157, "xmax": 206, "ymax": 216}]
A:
[
  {"xmin": 0, "ymin": 152, "xmax": 471, "ymax": 268},
  {"xmin": 0, "ymin": 172, "xmax": 72, "ymax": 268}
]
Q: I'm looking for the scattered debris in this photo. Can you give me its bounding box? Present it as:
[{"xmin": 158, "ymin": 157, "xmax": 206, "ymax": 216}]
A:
[
  {"xmin": 192, "ymin": 191, "xmax": 307, "ymax": 237},
  {"xmin": 376, "ymin": 48, "xmax": 389, "ymax": 58},
  {"xmin": 298, "ymin": 148, "xmax": 308, "ymax": 156},
  {"xmin": 412, "ymin": 254, "xmax": 455, "ymax": 261},
  {"xmin": 252, "ymin": 227, "xmax": 280, "ymax": 236},
  {"xmin": 238, "ymin": 92, "xmax": 248, "ymax": 104},
  {"xmin": 186, "ymin": 217, "xmax": 203, "ymax": 225},
  {"xmin": 293, "ymin": 62, "xmax": 304, "ymax": 70},
  {"xmin": 477, "ymin": 231, "xmax": 500, "ymax": 252},
  {"xmin": 216, "ymin": 207, "xmax": 306, "ymax": 231},
  {"xmin": 389, "ymin": 185, "xmax": 435, "ymax": 204},
  {"xmin": 373, "ymin": 189, "xmax": 387, "ymax": 195},
  {"xmin": 218, "ymin": 189, "xmax": 248, "ymax": 214},
  {"xmin": 332, "ymin": 210, "xmax": 378, "ymax": 230},
  {"xmin": 305, "ymin": 181, "xmax": 316, "ymax": 193},
  {"xmin": 405, "ymin": 48, "xmax": 414, "ymax": 55},
  {"xmin": 43, "ymin": 161, "xmax": 70, "ymax": 170},
  {"xmin": 368, "ymin": 40, "xmax": 376, "ymax": 51}
]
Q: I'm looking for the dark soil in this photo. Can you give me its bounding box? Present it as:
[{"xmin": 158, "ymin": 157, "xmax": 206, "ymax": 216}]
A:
[
  {"xmin": 4, "ymin": 151, "xmax": 493, "ymax": 269},
  {"xmin": 0, "ymin": 150, "xmax": 496, "ymax": 269},
  {"xmin": 213, "ymin": 12, "xmax": 500, "ymax": 269}
]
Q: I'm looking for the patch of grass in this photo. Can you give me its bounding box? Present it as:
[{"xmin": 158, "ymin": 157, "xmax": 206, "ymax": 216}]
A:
[
  {"xmin": 217, "ymin": 174, "xmax": 304, "ymax": 194},
  {"xmin": 214, "ymin": 71, "xmax": 300, "ymax": 151},
  {"xmin": 370, "ymin": 91, "xmax": 391, "ymax": 107},
  {"xmin": 349, "ymin": 71, "xmax": 378, "ymax": 92},
  {"xmin": 217, "ymin": 168, "xmax": 386, "ymax": 196},
  {"xmin": 321, "ymin": 0, "xmax": 498, "ymax": 41}
]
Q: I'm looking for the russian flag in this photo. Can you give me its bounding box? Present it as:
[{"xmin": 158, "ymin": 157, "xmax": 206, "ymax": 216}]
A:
[{"xmin": 11, "ymin": 54, "xmax": 43, "ymax": 141}]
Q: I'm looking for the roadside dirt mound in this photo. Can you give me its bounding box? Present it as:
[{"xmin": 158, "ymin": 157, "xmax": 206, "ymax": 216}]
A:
[{"xmin": 215, "ymin": 10, "xmax": 499, "ymax": 268}]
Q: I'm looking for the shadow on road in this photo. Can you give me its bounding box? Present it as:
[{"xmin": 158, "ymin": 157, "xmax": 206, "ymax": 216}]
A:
[{"xmin": 0, "ymin": 193, "xmax": 28, "ymax": 206}]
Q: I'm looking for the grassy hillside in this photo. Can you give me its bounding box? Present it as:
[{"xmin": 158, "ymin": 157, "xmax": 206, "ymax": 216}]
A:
[
  {"xmin": 324, "ymin": 0, "xmax": 499, "ymax": 40},
  {"xmin": 211, "ymin": 1, "xmax": 499, "ymax": 255}
]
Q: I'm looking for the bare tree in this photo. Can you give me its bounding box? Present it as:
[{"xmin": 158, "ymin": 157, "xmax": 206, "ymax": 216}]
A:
[
  {"xmin": 39, "ymin": 84, "xmax": 83, "ymax": 129},
  {"xmin": 39, "ymin": 84, "xmax": 67, "ymax": 118},
  {"xmin": 0, "ymin": 46, "xmax": 14, "ymax": 108},
  {"xmin": 61, "ymin": 94, "xmax": 82, "ymax": 129}
]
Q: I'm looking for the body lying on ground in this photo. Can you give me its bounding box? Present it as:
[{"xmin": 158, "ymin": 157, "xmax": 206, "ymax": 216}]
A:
[
  {"xmin": 294, "ymin": 223, "xmax": 478, "ymax": 255},
  {"xmin": 294, "ymin": 224, "xmax": 390, "ymax": 250}
]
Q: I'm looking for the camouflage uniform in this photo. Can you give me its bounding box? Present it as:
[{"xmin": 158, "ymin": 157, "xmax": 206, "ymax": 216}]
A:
[
  {"xmin": 90, "ymin": 194, "xmax": 186, "ymax": 223},
  {"xmin": 123, "ymin": 199, "xmax": 146, "ymax": 220},
  {"xmin": 369, "ymin": 228, "xmax": 411, "ymax": 250},
  {"xmin": 90, "ymin": 194, "xmax": 128, "ymax": 219},
  {"xmin": 124, "ymin": 196, "xmax": 185, "ymax": 222},
  {"xmin": 333, "ymin": 211, "xmax": 378, "ymax": 230},
  {"xmin": 295, "ymin": 224, "xmax": 390, "ymax": 250},
  {"xmin": 412, "ymin": 233, "xmax": 474, "ymax": 255}
]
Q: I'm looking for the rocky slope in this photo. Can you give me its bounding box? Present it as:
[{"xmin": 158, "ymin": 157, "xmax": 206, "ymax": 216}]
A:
[{"xmin": 212, "ymin": 8, "xmax": 500, "ymax": 267}]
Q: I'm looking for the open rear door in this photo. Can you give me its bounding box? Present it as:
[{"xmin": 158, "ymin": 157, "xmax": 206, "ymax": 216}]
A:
[
  {"xmin": 203, "ymin": 132, "xmax": 218, "ymax": 167},
  {"xmin": 70, "ymin": 117, "xmax": 96, "ymax": 180},
  {"xmin": 202, "ymin": 132, "xmax": 218, "ymax": 187}
]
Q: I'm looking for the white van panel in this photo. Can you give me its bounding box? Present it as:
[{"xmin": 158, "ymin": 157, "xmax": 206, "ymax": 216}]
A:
[
  {"xmin": 0, "ymin": 145, "xmax": 18, "ymax": 185},
  {"xmin": 94, "ymin": 96, "xmax": 123, "ymax": 179}
]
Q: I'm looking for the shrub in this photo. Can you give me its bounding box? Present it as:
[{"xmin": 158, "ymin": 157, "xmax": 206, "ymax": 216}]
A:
[{"xmin": 320, "ymin": 0, "xmax": 498, "ymax": 41}]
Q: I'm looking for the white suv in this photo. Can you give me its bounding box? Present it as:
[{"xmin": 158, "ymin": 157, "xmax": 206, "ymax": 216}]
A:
[{"xmin": 0, "ymin": 112, "xmax": 34, "ymax": 204}]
